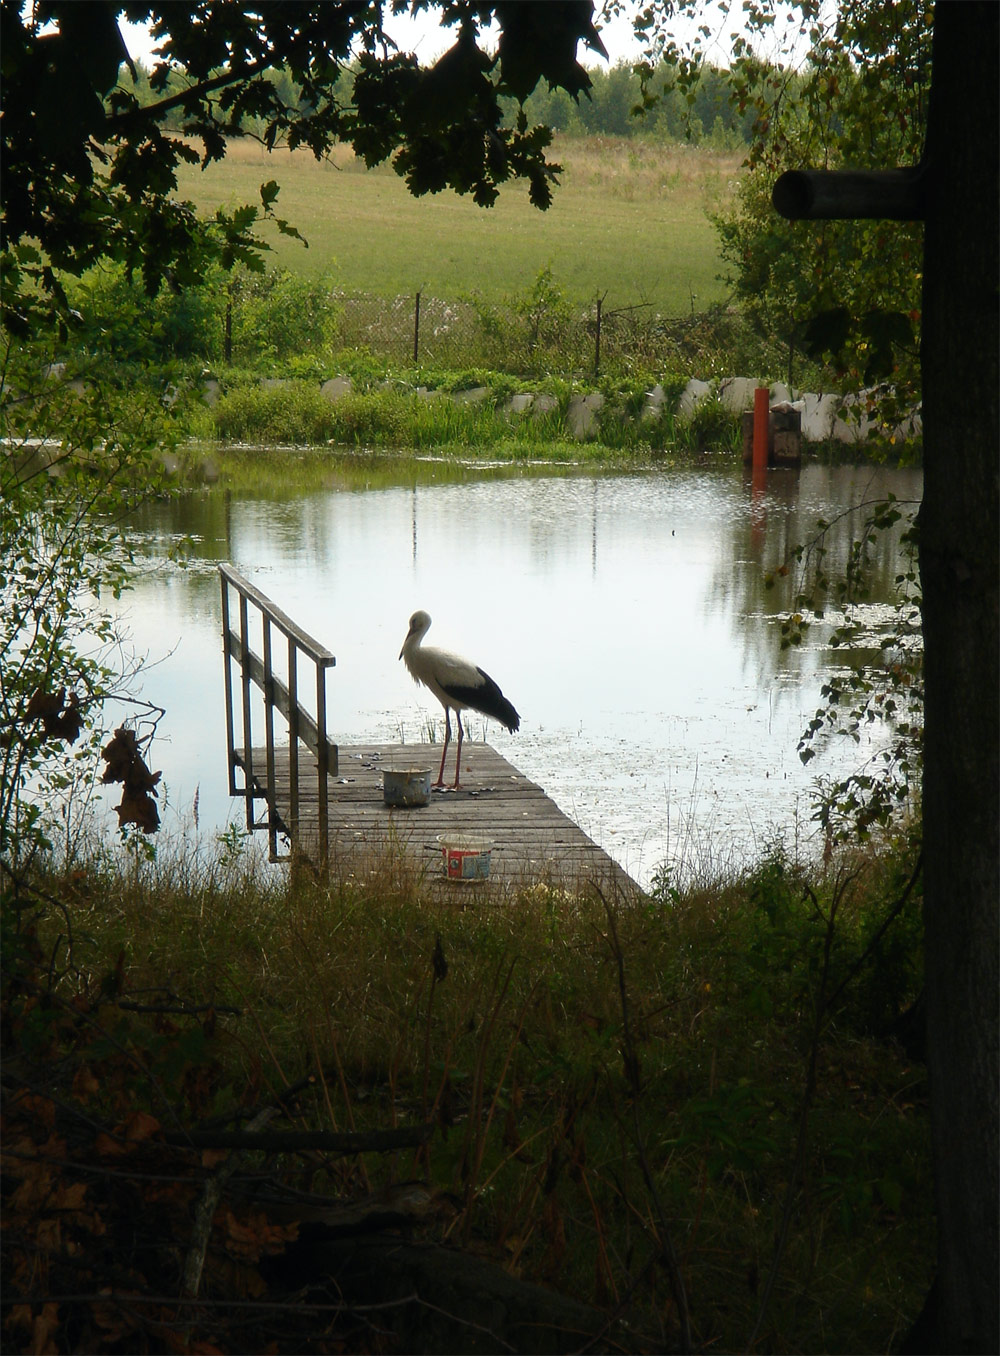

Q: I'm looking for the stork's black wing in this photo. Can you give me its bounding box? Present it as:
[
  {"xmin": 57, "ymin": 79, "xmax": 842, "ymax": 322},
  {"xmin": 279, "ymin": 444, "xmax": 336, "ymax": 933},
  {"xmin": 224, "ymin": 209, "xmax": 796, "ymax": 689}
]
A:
[{"xmin": 440, "ymin": 667, "xmax": 520, "ymax": 733}]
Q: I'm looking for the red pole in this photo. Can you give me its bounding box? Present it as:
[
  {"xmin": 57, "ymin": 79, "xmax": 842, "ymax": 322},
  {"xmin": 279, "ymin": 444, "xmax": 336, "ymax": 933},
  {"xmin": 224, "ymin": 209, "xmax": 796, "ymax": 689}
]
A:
[{"xmin": 753, "ymin": 386, "xmax": 770, "ymax": 470}]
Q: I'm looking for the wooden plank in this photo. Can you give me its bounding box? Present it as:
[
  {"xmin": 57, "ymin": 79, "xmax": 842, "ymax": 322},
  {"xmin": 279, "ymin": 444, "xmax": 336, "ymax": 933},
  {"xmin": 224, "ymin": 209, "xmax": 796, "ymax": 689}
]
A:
[{"xmin": 235, "ymin": 743, "xmax": 639, "ymax": 897}]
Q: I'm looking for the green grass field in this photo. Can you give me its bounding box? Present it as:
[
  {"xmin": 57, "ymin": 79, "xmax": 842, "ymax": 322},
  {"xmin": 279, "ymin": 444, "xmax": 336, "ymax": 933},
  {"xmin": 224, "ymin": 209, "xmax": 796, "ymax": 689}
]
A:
[{"xmin": 173, "ymin": 135, "xmax": 741, "ymax": 314}]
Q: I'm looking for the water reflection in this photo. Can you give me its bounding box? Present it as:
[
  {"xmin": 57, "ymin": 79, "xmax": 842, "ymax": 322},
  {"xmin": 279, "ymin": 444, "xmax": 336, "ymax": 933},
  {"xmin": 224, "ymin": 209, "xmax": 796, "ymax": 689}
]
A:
[{"xmin": 110, "ymin": 459, "xmax": 922, "ymax": 886}]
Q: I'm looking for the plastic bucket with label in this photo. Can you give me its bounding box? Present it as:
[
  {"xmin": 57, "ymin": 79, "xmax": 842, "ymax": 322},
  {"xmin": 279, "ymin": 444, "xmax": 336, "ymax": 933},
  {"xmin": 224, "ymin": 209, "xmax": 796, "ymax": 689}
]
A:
[{"xmin": 438, "ymin": 834, "xmax": 493, "ymax": 881}]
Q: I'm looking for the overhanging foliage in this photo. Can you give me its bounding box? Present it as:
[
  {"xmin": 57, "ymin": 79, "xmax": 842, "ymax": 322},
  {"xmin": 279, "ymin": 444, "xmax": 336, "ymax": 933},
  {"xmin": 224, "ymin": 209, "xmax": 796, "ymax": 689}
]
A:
[{"xmin": 1, "ymin": 1, "xmax": 607, "ymax": 330}]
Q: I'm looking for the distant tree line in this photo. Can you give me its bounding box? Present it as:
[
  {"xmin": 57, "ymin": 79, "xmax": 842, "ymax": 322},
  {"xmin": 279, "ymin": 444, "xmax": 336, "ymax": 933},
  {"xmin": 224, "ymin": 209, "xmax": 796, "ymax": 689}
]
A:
[
  {"xmin": 121, "ymin": 58, "xmax": 756, "ymax": 148},
  {"xmin": 519, "ymin": 61, "xmax": 755, "ymax": 145}
]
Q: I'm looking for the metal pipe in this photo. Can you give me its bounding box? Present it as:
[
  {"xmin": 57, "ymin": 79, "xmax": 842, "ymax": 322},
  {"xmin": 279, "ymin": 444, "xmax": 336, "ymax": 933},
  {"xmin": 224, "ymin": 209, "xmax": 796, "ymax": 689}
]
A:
[
  {"xmin": 753, "ymin": 386, "xmax": 770, "ymax": 471},
  {"xmin": 772, "ymin": 166, "xmax": 925, "ymax": 221},
  {"xmin": 263, "ymin": 617, "xmax": 278, "ymax": 861},
  {"xmin": 316, "ymin": 664, "xmax": 329, "ymax": 869},
  {"xmin": 239, "ymin": 593, "xmax": 254, "ymax": 831}
]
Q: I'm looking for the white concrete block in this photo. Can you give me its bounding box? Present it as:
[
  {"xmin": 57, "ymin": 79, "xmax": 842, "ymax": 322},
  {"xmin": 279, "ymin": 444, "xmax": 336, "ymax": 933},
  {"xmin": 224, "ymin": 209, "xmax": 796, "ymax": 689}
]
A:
[
  {"xmin": 677, "ymin": 378, "xmax": 713, "ymax": 418},
  {"xmin": 320, "ymin": 377, "xmax": 352, "ymax": 401},
  {"xmin": 718, "ymin": 377, "xmax": 758, "ymax": 413}
]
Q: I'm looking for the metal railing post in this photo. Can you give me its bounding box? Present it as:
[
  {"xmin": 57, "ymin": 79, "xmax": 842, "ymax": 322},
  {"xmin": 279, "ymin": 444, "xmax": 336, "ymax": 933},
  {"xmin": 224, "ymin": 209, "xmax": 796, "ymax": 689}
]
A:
[
  {"xmin": 218, "ymin": 564, "xmax": 336, "ymax": 867},
  {"xmin": 220, "ymin": 572, "xmax": 238, "ymax": 797},
  {"xmin": 287, "ymin": 636, "xmax": 299, "ymax": 849},
  {"xmin": 316, "ymin": 663, "xmax": 329, "ymax": 868},
  {"xmin": 238, "ymin": 592, "xmax": 254, "ymax": 831},
  {"xmin": 263, "ymin": 616, "xmax": 279, "ymax": 860}
]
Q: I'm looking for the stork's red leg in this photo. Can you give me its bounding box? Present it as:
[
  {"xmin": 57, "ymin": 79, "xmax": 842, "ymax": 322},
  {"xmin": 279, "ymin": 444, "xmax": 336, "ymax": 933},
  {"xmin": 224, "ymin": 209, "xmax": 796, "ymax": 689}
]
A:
[
  {"xmin": 452, "ymin": 712, "xmax": 464, "ymax": 788},
  {"xmin": 435, "ymin": 709, "xmax": 451, "ymax": 787}
]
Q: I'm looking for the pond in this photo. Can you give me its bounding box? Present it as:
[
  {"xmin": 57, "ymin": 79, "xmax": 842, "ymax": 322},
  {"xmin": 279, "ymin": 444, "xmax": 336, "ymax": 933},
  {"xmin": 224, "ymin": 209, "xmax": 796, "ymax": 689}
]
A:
[{"xmin": 108, "ymin": 456, "xmax": 922, "ymax": 887}]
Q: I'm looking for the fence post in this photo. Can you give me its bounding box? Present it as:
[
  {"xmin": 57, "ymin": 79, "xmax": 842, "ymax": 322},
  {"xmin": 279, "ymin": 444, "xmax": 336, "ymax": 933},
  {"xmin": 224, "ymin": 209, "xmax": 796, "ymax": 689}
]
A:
[
  {"xmin": 224, "ymin": 279, "xmax": 233, "ymax": 365},
  {"xmin": 413, "ymin": 289, "xmax": 421, "ymax": 364},
  {"xmin": 594, "ymin": 294, "xmax": 604, "ymax": 377}
]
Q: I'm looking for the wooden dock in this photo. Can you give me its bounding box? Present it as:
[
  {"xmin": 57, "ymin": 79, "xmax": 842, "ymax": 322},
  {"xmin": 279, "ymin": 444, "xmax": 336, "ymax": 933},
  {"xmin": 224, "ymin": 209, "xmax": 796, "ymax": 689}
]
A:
[{"xmin": 237, "ymin": 742, "xmax": 640, "ymax": 897}]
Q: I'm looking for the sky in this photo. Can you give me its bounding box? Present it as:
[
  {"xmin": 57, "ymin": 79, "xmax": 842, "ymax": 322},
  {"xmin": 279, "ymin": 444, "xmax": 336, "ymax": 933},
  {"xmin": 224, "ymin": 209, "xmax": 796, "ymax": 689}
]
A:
[
  {"xmin": 118, "ymin": 7, "xmax": 644, "ymax": 70},
  {"xmin": 118, "ymin": 2, "xmax": 814, "ymax": 74},
  {"xmin": 118, "ymin": 7, "xmax": 640, "ymax": 69}
]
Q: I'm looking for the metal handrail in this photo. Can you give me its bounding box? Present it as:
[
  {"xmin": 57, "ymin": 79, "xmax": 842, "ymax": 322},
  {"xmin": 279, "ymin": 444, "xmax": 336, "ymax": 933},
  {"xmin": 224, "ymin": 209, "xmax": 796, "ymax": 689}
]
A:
[{"xmin": 219, "ymin": 563, "xmax": 337, "ymax": 863}]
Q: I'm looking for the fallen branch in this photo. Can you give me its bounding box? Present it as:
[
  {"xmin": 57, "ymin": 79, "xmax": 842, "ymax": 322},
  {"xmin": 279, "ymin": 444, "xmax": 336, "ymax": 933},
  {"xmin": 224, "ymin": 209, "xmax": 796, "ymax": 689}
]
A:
[
  {"xmin": 182, "ymin": 1107, "xmax": 278, "ymax": 1302},
  {"xmin": 116, "ymin": 1000, "xmax": 242, "ymax": 1016},
  {"xmin": 248, "ymin": 1180, "xmax": 459, "ymax": 1235},
  {"xmin": 165, "ymin": 1123, "xmax": 434, "ymax": 1154}
]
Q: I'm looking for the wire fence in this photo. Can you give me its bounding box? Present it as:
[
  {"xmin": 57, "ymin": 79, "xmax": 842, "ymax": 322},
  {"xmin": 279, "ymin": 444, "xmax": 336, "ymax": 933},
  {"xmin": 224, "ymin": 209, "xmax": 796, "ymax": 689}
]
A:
[{"xmin": 310, "ymin": 287, "xmax": 726, "ymax": 378}]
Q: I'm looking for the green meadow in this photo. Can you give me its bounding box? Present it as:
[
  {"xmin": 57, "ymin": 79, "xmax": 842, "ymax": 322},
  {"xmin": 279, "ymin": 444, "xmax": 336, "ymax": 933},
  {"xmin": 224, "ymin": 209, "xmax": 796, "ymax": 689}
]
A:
[{"xmin": 172, "ymin": 135, "xmax": 741, "ymax": 313}]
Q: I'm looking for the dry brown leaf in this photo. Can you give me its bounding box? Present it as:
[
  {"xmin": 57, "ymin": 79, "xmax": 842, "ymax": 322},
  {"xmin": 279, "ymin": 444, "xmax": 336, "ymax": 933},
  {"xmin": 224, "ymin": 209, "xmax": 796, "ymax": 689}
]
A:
[
  {"xmin": 15, "ymin": 1093, "xmax": 57, "ymax": 1129},
  {"xmin": 10, "ymin": 1165, "xmax": 56, "ymax": 1214},
  {"xmin": 30, "ymin": 1301, "xmax": 60, "ymax": 1356},
  {"xmin": 94, "ymin": 1132, "xmax": 128, "ymax": 1158},
  {"xmin": 71, "ymin": 1064, "xmax": 101, "ymax": 1101},
  {"xmin": 90, "ymin": 1298, "xmax": 138, "ymax": 1344},
  {"xmin": 222, "ymin": 1208, "xmax": 298, "ymax": 1263},
  {"xmin": 35, "ymin": 1217, "xmax": 62, "ymax": 1252},
  {"xmin": 122, "ymin": 1110, "xmax": 162, "ymax": 1142},
  {"xmin": 4, "ymin": 1304, "xmax": 33, "ymax": 1336},
  {"xmin": 50, "ymin": 1180, "xmax": 88, "ymax": 1211}
]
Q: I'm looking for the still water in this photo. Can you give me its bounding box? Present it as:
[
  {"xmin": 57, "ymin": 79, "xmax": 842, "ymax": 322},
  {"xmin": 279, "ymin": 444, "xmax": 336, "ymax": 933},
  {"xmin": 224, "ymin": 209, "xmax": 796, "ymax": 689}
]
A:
[{"xmin": 109, "ymin": 458, "xmax": 922, "ymax": 887}]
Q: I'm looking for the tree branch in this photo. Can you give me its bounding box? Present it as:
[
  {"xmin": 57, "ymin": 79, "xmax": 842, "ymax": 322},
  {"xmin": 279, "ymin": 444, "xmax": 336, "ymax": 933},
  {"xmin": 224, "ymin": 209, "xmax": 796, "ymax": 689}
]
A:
[{"xmin": 106, "ymin": 60, "xmax": 275, "ymax": 135}]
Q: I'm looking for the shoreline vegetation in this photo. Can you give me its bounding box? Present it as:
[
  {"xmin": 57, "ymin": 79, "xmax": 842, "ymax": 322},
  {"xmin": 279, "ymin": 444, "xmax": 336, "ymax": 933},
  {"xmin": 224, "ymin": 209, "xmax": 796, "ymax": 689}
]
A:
[{"xmin": 38, "ymin": 359, "xmax": 921, "ymax": 483}]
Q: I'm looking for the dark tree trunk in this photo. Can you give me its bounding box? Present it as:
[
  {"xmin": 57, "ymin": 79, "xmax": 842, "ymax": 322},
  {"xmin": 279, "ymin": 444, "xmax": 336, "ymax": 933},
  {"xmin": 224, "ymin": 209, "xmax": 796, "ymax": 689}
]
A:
[{"xmin": 919, "ymin": 4, "xmax": 999, "ymax": 1350}]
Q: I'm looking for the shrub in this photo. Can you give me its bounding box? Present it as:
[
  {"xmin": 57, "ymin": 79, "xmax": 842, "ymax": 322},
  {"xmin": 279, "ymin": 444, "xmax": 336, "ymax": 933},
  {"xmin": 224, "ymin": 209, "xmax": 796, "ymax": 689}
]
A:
[
  {"xmin": 213, "ymin": 381, "xmax": 334, "ymax": 444},
  {"xmin": 680, "ymin": 399, "xmax": 743, "ymax": 453},
  {"xmin": 227, "ymin": 269, "xmax": 340, "ymax": 367},
  {"xmin": 66, "ymin": 264, "xmax": 226, "ymax": 363},
  {"xmin": 323, "ymin": 391, "xmax": 410, "ymax": 445}
]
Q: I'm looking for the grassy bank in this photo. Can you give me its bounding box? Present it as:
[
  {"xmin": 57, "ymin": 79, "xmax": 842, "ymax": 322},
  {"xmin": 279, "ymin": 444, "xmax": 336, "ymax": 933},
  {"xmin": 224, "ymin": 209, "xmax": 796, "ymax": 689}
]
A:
[
  {"xmin": 4, "ymin": 827, "xmax": 930, "ymax": 1354},
  {"xmin": 189, "ymin": 370, "xmax": 744, "ymax": 461}
]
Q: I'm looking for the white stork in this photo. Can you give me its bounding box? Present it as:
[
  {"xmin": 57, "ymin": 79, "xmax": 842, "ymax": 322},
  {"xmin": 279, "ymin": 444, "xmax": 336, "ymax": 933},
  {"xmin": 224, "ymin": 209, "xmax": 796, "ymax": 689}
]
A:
[{"xmin": 399, "ymin": 609, "xmax": 521, "ymax": 788}]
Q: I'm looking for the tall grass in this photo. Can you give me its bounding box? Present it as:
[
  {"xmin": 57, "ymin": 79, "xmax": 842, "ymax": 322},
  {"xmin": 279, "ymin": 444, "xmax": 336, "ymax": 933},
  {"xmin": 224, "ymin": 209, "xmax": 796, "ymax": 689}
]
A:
[
  {"xmin": 200, "ymin": 369, "xmax": 745, "ymax": 459},
  {"xmin": 18, "ymin": 825, "xmax": 931, "ymax": 1354}
]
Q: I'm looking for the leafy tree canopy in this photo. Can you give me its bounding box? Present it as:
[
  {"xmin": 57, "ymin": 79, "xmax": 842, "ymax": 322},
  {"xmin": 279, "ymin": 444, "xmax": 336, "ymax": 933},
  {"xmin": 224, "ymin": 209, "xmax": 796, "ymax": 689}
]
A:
[
  {"xmin": 622, "ymin": 0, "xmax": 930, "ymax": 392},
  {"xmin": 0, "ymin": 0, "xmax": 607, "ymax": 330}
]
